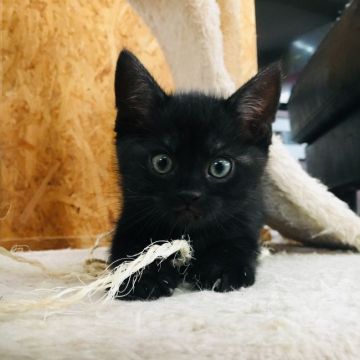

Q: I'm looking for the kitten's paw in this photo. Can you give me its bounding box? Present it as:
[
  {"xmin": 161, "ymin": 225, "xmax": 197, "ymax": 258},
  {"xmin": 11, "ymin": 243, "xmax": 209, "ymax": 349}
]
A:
[
  {"xmin": 189, "ymin": 259, "xmax": 256, "ymax": 292},
  {"xmin": 114, "ymin": 260, "xmax": 180, "ymax": 301}
]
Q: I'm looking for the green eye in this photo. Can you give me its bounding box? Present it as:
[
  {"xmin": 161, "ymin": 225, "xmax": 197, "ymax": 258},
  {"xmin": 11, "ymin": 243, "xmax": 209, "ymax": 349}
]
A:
[
  {"xmin": 152, "ymin": 154, "xmax": 173, "ymax": 174},
  {"xmin": 209, "ymin": 158, "xmax": 232, "ymax": 178}
]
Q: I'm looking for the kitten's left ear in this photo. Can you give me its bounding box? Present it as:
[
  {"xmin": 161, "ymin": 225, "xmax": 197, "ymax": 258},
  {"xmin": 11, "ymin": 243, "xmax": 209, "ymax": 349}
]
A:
[
  {"xmin": 226, "ymin": 63, "xmax": 282, "ymax": 145},
  {"xmin": 114, "ymin": 49, "xmax": 166, "ymax": 134}
]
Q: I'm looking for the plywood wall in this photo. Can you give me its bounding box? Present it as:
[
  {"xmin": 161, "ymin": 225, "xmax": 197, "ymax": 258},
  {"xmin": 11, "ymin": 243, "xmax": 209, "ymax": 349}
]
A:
[{"xmin": 1, "ymin": 0, "xmax": 174, "ymax": 250}]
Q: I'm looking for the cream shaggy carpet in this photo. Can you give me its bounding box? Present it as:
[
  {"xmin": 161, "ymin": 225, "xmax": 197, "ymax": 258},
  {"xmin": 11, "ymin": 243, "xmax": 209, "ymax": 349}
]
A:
[{"xmin": 0, "ymin": 247, "xmax": 359, "ymax": 360}]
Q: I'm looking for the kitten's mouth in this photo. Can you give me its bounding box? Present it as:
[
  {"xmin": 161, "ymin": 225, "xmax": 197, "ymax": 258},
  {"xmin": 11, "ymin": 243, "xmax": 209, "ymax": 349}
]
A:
[{"xmin": 174, "ymin": 206, "xmax": 202, "ymax": 221}]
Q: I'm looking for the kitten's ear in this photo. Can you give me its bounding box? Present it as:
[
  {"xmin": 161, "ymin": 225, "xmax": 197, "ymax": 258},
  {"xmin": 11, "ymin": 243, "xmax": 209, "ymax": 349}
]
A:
[
  {"xmin": 226, "ymin": 63, "xmax": 281, "ymax": 145},
  {"xmin": 114, "ymin": 49, "xmax": 166, "ymax": 133}
]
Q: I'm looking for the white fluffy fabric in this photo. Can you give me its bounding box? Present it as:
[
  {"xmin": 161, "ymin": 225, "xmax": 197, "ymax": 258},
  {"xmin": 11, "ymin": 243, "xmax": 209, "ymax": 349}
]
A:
[
  {"xmin": 129, "ymin": 0, "xmax": 235, "ymax": 95},
  {"xmin": 1, "ymin": 248, "xmax": 360, "ymax": 359}
]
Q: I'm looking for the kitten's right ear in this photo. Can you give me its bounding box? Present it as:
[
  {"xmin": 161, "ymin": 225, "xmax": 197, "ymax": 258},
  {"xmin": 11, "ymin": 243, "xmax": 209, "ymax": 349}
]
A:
[
  {"xmin": 114, "ymin": 49, "xmax": 166, "ymax": 133},
  {"xmin": 226, "ymin": 63, "xmax": 281, "ymax": 146}
]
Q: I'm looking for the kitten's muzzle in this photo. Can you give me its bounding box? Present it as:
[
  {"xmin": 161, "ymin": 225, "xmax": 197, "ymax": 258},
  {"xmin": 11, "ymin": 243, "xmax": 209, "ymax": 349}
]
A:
[
  {"xmin": 177, "ymin": 190, "xmax": 202, "ymax": 205},
  {"xmin": 174, "ymin": 205, "xmax": 202, "ymax": 222},
  {"xmin": 173, "ymin": 190, "xmax": 203, "ymax": 221}
]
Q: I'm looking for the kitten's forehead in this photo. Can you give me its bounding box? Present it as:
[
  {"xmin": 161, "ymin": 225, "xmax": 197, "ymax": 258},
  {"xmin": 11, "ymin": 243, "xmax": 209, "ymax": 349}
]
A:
[
  {"xmin": 166, "ymin": 93, "xmax": 221, "ymax": 118},
  {"xmin": 161, "ymin": 94, "xmax": 228, "ymax": 131},
  {"xmin": 157, "ymin": 93, "xmax": 240, "ymax": 151}
]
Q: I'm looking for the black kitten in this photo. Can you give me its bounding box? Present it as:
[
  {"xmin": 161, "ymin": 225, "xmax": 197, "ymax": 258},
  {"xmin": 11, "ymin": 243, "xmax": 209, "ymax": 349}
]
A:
[{"xmin": 110, "ymin": 50, "xmax": 281, "ymax": 300}]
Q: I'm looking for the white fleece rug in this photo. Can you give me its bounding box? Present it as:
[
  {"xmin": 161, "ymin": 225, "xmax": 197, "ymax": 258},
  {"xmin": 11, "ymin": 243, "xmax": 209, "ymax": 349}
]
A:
[{"xmin": 0, "ymin": 247, "xmax": 359, "ymax": 360}]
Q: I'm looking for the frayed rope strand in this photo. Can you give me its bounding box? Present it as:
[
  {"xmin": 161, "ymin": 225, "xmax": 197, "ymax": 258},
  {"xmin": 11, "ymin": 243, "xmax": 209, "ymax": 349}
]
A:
[
  {"xmin": 0, "ymin": 230, "xmax": 115, "ymax": 281},
  {"xmin": 0, "ymin": 239, "xmax": 192, "ymax": 315}
]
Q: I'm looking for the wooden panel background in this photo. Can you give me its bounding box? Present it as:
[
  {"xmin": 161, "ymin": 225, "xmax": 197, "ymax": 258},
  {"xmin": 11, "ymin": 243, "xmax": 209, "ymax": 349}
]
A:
[{"xmin": 1, "ymin": 0, "xmax": 174, "ymax": 250}]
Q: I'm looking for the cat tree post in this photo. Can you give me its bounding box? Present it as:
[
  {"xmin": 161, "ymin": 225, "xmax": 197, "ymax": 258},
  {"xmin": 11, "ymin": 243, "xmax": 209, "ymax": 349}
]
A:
[{"xmin": 218, "ymin": 0, "xmax": 258, "ymax": 86}]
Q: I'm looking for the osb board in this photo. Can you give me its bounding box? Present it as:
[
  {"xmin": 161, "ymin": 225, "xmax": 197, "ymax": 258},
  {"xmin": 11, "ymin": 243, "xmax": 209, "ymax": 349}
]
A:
[{"xmin": 0, "ymin": 0, "xmax": 174, "ymax": 250}]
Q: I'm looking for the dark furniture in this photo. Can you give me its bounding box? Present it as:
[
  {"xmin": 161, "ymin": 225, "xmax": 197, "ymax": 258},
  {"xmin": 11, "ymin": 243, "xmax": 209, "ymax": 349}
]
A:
[
  {"xmin": 255, "ymin": 0, "xmax": 349, "ymax": 67},
  {"xmin": 288, "ymin": 0, "xmax": 360, "ymax": 212}
]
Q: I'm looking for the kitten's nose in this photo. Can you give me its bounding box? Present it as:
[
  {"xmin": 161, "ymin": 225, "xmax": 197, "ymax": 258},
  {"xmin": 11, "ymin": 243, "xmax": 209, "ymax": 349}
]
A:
[{"xmin": 177, "ymin": 190, "xmax": 202, "ymax": 204}]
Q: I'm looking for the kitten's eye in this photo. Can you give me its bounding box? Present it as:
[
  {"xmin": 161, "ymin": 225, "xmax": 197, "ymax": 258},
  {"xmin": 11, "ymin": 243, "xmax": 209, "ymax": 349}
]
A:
[
  {"xmin": 152, "ymin": 154, "xmax": 173, "ymax": 174},
  {"xmin": 209, "ymin": 158, "xmax": 232, "ymax": 178}
]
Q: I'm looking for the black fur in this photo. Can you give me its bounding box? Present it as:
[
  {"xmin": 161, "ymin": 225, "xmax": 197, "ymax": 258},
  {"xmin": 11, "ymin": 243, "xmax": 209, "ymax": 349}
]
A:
[{"xmin": 110, "ymin": 50, "xmax": 281, "ymax": 300}]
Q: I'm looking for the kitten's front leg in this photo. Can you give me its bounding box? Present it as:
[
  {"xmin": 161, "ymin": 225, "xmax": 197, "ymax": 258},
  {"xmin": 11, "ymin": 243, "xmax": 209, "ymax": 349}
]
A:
[
  {"xmin": 114, "ymin": 258, "xmax": 181, "ymax": 300},
  {"xmin": 187, "ymin": 243, "xmax": 258, "ymax": 292},
  {"xmin": 110, "ymin": 236, "xmax": 181, "ymax": 300}
]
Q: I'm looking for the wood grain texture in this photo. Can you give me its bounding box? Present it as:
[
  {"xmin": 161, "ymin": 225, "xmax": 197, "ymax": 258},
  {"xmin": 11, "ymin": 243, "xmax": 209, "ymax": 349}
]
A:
[{"xmin": 1, "ymin": 0, "xmax": 173, "ymax": 250}]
